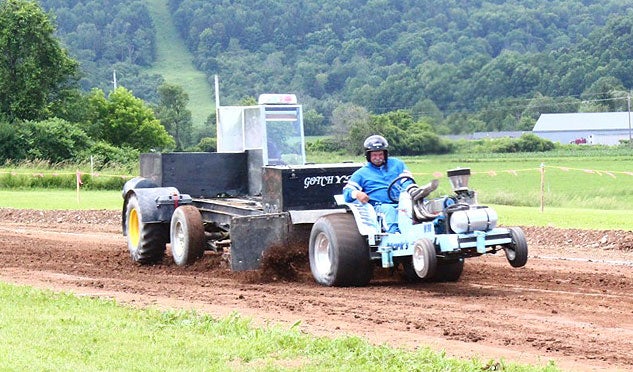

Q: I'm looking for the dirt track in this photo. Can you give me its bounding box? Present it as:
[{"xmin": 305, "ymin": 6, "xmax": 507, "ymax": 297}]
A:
[{"xmin": 1, "ymin": 208, "xmax": 633, "ymax": 371}]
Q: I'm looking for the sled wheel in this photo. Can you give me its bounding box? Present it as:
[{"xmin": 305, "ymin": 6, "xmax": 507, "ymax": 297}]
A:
[
  {"xmin": 505, "ymin": 227, "xmax": 528, "ymax": 268},
  {"xmin": 309, "ymin": 213, "xmax": 372, "ymax": 287},
  {"xmin": 170, "ymin": 205, "xmax": 206, "ymax": 266},
  {"xmin": 432, "ymin": 259, "xmax": 464, "ymax": 282},
  {"xmin": 403, "ymin": 238, "xmax": 437, "ymax": 281},
  {"xmin": 125, "ymin": 194, "xmax": 168, "ymax": 264}
]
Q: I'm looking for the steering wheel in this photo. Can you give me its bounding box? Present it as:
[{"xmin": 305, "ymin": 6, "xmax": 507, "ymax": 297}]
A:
[{"xmin": 387, "ymin": 175, "xmax": 416, "ymax": 203}]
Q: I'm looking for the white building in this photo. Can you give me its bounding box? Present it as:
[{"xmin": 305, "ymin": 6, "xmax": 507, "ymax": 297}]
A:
[{"xmin": 533, "ymin": 112, "xmax": 632, "ymax": 145}]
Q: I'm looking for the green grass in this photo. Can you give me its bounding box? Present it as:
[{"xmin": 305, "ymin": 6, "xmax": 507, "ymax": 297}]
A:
[
  {"xmin": 0, "ymin": 189, "xmax": 121, "ymax": 210},
  {"xmin": 401, "ymin": 156, "xmax": 633, "ymax": 211},
  {"xmin": 492, "ymin": 205, "xmax": 633, "ymax": 230},
  {"xmin": 144, "ymin": 0, "xmax": 215, "ymax": 129},
  {"xmin": 2, "ymin": 150, "xmax": 632, "ymax": 229},
  {"xmin": 0, "ymin": 283, "xmax": 558, "ymax": 371},
  {"xmin": 305, "ymin": 151, "xmax": 633, "ymax": 230}
]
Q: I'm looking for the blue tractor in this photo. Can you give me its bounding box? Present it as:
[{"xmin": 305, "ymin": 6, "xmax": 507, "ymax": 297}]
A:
[{"xmin": 308, "ymin": 167, "xmax": 528, "ymax": 286}]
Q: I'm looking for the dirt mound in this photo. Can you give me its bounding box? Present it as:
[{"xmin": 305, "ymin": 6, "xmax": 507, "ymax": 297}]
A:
[
  {"xmin": 0, "ymin": 208, "xmax": 119, "ymax": 225},
  {"xmin": 3, "ymin": 207, "xmax": 631, "ymax": 251},
  {"xmin": 522, "ymin": 225, "xmax": 633, "ymax": 252}
]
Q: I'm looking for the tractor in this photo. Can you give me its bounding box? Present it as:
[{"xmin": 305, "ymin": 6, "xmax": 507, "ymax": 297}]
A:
[
  {"xmin": 309, "ymin": 167, "xmax": 528, "ymax": 286},
  {"xmin": 121, "ymin": 94, "xmax": 527, "ymax": 287}
]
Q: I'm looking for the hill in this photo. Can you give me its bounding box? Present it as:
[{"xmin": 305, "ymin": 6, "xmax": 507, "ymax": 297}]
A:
[
  {"xmin": 40, "ymin": 0, "xmax": 633, "ymax": 135},
  {"xmin": 144, "ymin": 0, "xmax": 214, "ymax": 129}
]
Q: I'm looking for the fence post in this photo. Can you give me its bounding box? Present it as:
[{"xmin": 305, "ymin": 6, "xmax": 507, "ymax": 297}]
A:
[
  {"xmin": 76, "ymin": 170, "xmax": 82, "ymax": 204},
  {"xmin": 540, "ymin": 163, "xmax": 545, "ymax": 212}
]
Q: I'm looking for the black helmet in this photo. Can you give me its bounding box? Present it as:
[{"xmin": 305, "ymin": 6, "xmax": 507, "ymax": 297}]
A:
[{"xmin": 363, "ymin": 135, "xmax": 388, "ymax": 162}]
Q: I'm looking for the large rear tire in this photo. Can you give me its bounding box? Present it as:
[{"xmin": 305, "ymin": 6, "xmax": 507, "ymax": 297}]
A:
[
  {"xmin": 505, "ymin": 227, "xmax": 528, "ymax": 267},
  {"xmin": 432, "ymin": 260, "xmax": 464, "ymax": 282},
  {"xmin": 309, "ymin": 213, "xmax": 372, "ymax": 287},
  {"xmin": 402, "ymin": 238, "xmax": 437, "ymax": 281},
  {"xmin": 170, "ymin": 205, "xmax": 206, "ymax": 266},
  {"xmin": 125, "ymin": 194, "xmax": 168, "ymax": 264}
]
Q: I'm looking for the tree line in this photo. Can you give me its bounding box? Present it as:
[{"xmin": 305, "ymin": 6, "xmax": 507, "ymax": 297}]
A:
[
  {"xmin": 0, "ymin": 0, "xmax": 200, "ymax": 168},
  {"xmin": 2, "ymin": 0, "xmax": 623, "ymax": 167},
  {"xmin": 35, "ymin": 0, "xmax": 633, "ymax": 136},
  {"xmin": 166, "ymin": 0, "xmax": 633, "ymax": 135}
]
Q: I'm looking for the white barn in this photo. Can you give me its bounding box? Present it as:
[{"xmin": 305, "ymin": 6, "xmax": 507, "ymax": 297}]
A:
[{"xmin": 533, "ymin": 112, "xmax": 632, "ymax": 145}]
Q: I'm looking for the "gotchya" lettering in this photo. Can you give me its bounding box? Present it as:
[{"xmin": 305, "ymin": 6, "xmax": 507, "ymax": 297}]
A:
[{"xmin": 303, "ymin": 175, "xmax": 351, "ymax": 189}]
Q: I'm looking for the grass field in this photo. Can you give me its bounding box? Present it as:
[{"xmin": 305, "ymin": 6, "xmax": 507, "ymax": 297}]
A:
[
  {"xmin": 1, "ymin": 151, "xmax": 632, "ymax": 230},
  {"xmin": 403, "ymin": 156, "xmax": 633, "ymax": 210},
  {"xmin": 0, "ymin": 283, "xmax": 558, "ymax": 371},
  {"xmin": 0, "ymin": 189, "xmax": 121, "ymax": 210}
]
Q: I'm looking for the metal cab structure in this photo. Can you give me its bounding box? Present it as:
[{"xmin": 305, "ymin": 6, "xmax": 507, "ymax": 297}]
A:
[{"xmin": 217, "ymin": 93, "xmax": 306, "ymax": 167}]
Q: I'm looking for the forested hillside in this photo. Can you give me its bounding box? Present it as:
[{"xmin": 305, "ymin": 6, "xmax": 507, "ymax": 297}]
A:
[
  {"xmin": 166, "ymin": 0, "xmax": 633, "ymax": 134},
  {"xmin": 39, "ymin": 0, "xmax": 633, "ymax": 135},
  {"xmin": 39, "ymin": 0, "xmax": 164, "ymax": 102}
]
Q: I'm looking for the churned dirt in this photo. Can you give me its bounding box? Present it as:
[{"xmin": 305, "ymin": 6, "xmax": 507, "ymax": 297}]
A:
[{"xmin": 1, "ymin": 208, "xmax": 633, "ymax": 371}]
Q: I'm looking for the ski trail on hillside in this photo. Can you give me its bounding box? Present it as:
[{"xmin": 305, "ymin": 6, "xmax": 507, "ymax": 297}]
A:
[{"xmin": 144, "ymin": 0, "xmax": 214, "ymax": 128}]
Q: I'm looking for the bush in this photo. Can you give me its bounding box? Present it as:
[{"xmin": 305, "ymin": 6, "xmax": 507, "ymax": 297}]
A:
[
  {"xmin": 77, "ymin": 141, "xmax": 140, "ymax": 170},
  {"xmin": 0, "ymin": 121, "xmax": 28, "ymax": 162},
  {"xmin": 188, "ymin": 137, "xmax": 217, "ymax": 152},
  {"xmin": 26, "ymin": 118, "xmax": 92, "ymax": 162},
  {"xmin": 0, "ymin": 159, "xmax": 130, "ymax": 190},
  {"xmin": 4, "ymin": 119, "xmax": 92, "ymax": 163},
  {"xmin": 306, "ymin": 137, "xmax": 345, "ymax": 152},
  {"xmin": 515, "ymin": 133, "xmax": 555, "ymax": 152},
  {"xmin": 397, "ymin": 132, "xmax": 454, "ymax": 155},
  {"xmin": 480, "ymin": 134, "xmax": 556, "ymax": 153},
  {"xmin": 0, "ymin": 169, "xmax": 77, "ymax": 189},
  {"xmin": 75, "ymin": 172, "xmax": 129, "ymax": 190}
]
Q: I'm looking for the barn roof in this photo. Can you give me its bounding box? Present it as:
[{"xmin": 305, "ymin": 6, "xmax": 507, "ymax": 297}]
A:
[{"xmin": 533, "ymin": 112, "xmax": 632, "ymax": 132}]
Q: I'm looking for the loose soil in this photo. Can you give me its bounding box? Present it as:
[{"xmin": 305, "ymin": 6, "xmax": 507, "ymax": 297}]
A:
[{"xmin": 1, "ymin": 208, "xmax": 633, "ymax": 371}]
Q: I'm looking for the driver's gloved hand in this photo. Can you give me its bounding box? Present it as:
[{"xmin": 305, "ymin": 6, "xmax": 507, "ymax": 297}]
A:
[{"xmin": 406, "ymin": 179, "xmax": 439, "ymax": 201}]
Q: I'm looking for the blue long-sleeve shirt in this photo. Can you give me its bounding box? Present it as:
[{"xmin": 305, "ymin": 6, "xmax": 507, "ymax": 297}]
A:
[{"xmin": 343, "ymin": 157, "xmax": 412, "ymax": 205}]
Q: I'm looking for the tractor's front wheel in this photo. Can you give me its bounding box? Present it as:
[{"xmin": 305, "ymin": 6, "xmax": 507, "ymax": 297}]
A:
[
  {"xmin": 125, "ymin": 194, "xmax": 168, "ymax": 264},
  {"xmin": 170, "ymin": 205, "xmax": 206, "ymax": 266},
  {"xmin": 505, "ymin": 227, "xmax": 528, "ymax": 267},
  {"xmin": 309, "ymin": 213, "xmax": 372, "ymax": 287},
  {"xmin": 403, "ymin": 238, "xmax": 437, "ymax": 281}
]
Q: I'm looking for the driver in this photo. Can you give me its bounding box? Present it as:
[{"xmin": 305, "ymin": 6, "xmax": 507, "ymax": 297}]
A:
[{"xmin": 343, "ymin": 134, "xmax": 438, "ymax": 233}]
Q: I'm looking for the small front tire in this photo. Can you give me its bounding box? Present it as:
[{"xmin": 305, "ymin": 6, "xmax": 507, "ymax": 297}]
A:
[
  {"xmin": 403, "ymin": 238, "xmax": 437, "ymax": 281},
  {"xmin": 505, "ymin": 227, "xmax": 528, "ymax": 268}
]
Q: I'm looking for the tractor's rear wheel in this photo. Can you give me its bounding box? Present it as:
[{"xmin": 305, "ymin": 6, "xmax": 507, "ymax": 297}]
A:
[
  {"xmin": 402, "ymin": 238, "xmax": 437, "ymax": 281},
  {"xmin": 170, "ymin": 205, "xmax": 206, "ymax": 266},
  {"xmin": 125, "ymin": 194, "xmax": 168, "ymax": 264},
  {"xmin": 432, "ymin": 259, "xmax": 464, "ymax": 282},
  {"xmin": 505, "ymin": 227, "xmax": 528, "ymax": 267},
  {"xmin": 309, "ymin": 213, "xmax": 372, "ymax": 287}
]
